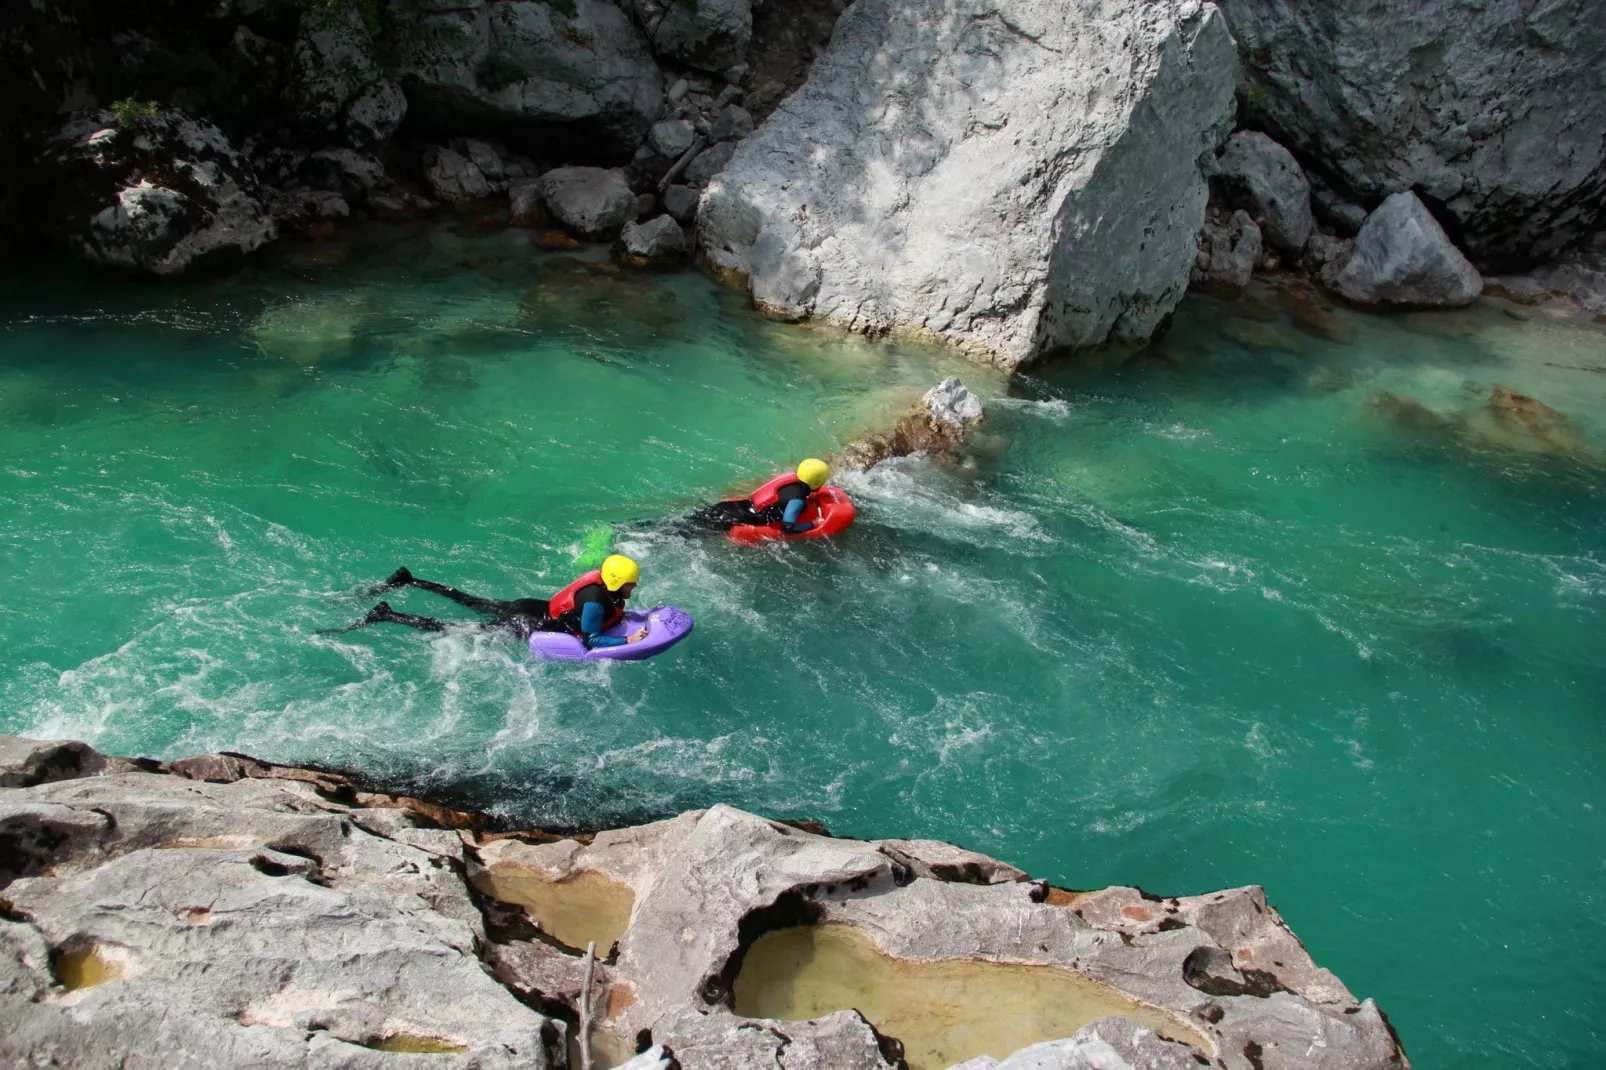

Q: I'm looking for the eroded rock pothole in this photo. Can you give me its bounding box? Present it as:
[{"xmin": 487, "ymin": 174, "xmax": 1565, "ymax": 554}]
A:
[
  {"xmin": 732, "ymin": 922, "xmax": 1211, "ymax": 1070},
  {"xmin": 475, "ymin": 865, "xmax": 636, "ymax": 955}
]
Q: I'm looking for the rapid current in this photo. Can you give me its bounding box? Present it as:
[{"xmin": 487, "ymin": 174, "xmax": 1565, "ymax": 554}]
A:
[{"xmin": 2, "ymin": 223, "xmax": 1602, "ymax": 1067}]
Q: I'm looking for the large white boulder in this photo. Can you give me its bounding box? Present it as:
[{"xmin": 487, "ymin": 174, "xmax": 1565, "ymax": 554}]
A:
[
  {"xmin": 1332, "ymin": 191, "xmax": 1484, "ymax": 308},
  {"xmin": 698, "ymin": 0, "xmax": 1238, "ymax": 368},
  {"xmin": 397, "ymin": 0, "xmax": 662, "ymax": 160},
  {"xmin": 1219, "ymin": 0, "xmax": 1606, "ymax": 267},
  {"xmin": 43, "ymin": 109, "xmax": 276, "ymax": 277}
]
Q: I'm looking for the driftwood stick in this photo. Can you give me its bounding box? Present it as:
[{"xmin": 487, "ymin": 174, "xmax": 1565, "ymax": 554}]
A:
[
  {"xmin": 578, "ymin": 940, "xmax": 596, "ymax": 1070},
  {"xmin": 659, "ymin": 136, "xmax": 707, "ymax": 193}
]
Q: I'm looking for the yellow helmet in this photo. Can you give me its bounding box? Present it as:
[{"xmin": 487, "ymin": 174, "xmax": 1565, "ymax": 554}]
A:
[
  {"xmin": 600, "ymin": 554, "xmax": 640, "ymax": 592},
  {"xmin": 797, "ymin": 458, "xmax": 831, "ymax": 490}
]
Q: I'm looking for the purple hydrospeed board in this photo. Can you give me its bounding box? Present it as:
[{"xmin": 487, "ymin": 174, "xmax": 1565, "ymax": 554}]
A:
[{"xmin": 527, "ymin": 606, "xmax": 695, "ymax": 662}]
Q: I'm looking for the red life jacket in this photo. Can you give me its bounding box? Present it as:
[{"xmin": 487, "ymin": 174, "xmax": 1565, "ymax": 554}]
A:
[
  {"xmin": 546, "ymin": 569, "xmax": 624, "ymax": 630},
  {"xmin": 750, "ymin": 472, "xmax": 809, "ymax": 511}
]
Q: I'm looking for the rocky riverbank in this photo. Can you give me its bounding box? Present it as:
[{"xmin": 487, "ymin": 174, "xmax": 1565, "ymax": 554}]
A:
[
  {"xmin": 2, "ymin": 735, "xmax": 1409, "ymax": 1069},
  {"xmin": 5, "ymin": 0, "xmax": 1603, "ymax": 365}
]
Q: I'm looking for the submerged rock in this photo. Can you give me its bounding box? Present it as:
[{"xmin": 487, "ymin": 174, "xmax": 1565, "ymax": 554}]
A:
[
  {"xmin": 1332, "ymin": 192, "xmax": 1483, "ymax": 308},
  {"xmin": 842, "ymin": 377, "xmax": 987, "ymax": 469},
  {"xmin": 43, "ymin": 109, "xmax": 276, "ymax": 277},
  {"xmin": 2, "ymin": 736, "xmax": 1410, "ymax": 1070},
  {"xmin": 1221, "ymin": 0, "xmax": 1606, "ymax": 267},
  {"xmin": 699, "ymin": 0, "xmax": 1238, "ymax": 367}
]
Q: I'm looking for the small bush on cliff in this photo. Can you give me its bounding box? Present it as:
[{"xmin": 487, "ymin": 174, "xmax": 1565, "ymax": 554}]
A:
[{"xmin": 111, "ymin": 98, "xmax": 161, "ymax": 130}]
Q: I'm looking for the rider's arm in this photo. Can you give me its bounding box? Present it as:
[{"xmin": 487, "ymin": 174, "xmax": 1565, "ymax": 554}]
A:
[
  {"xmin": 781, "ymin": 497, "xmax": 815, "ymax": 533},
  {"xmin": 580, "ymin": 601, "xmax": 628, "ymax": 648}
]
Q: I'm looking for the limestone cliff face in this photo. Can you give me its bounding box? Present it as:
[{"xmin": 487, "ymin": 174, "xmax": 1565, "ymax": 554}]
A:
[
  {"xmin": 1219, "ymin": 0, "xmax": 1606, "ymax": 269},
  {"xmin": 697, "ymin": 0, "xmax": 1239, "ymax": 368}
]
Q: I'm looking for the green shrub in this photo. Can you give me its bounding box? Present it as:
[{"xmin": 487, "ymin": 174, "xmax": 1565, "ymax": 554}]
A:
[
  {"xmin": 110, "ymin": 98, "xmax": 161, "ymax": 129},
  {"xmin": 476, "ymin": 53, "xmax": 527, "ymax": 92}
]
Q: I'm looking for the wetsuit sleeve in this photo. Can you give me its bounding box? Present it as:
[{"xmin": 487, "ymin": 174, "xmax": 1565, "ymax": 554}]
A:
[
  {"xmin": 580, "ymin": 601, "xmax": 627, "ymax": 648},
  {"xmin": 781, "ymin": 497, "xmax": 815, "ymax": 533}
]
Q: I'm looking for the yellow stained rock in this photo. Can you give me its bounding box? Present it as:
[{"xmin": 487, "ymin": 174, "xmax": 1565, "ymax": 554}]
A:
[
  {"xmin": 734, "ymin": 923, "xmax": 1211, "ymax": 1070},
  {"xmin": 476, "ymin": 866, "xmax": 635, "ymax": 954}
]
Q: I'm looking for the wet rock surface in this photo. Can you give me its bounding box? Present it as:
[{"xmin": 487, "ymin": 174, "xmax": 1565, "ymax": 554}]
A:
[
  {"xmin": 1, "ymin": 737, "xmax": 1408, "ymax": 1070},
  {"xmin": 698, "ymin": 0, "xmax": 1238, "ymax": 367}
]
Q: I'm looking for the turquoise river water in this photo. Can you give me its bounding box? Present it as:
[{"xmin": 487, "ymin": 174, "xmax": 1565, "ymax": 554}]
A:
[{"xmin": 2, "ymin": 223, "xmax": 1603, "ymax": 1067}]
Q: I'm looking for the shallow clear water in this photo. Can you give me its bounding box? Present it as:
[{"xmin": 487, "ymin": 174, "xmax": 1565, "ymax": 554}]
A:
[{"xmin": 3, "ymin": 224, "xmax": 1604, "ymax": 1068}]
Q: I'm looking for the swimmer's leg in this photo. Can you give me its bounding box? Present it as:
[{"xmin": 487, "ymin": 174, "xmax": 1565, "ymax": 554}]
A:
[
  {"xmin": 365, "ymin": 601, "xmax": 448, "ymax": 632},
  {"xmin": 318, "ymin": 601, "xmax": 449, "ymax": 635},
  {"xmin": 685, "ymin": 500, "xmax": 759, "ymax": 533},
  {"xmin": 371, "ymin": 567, "xmax": 511, "ymax": 616}
]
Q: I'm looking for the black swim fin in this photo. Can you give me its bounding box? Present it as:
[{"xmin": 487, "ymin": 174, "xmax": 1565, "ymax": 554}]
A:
[{"xmin": 368, "ymin": 567, "xmax": 414, "ymax": 596}]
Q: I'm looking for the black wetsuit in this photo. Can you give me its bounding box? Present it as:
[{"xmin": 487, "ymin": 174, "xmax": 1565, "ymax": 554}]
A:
[
  {"xmin": 332, "ymin": 569, "xmax": 550, "ymax": 638},
  {"xmin": 689, "ymin": 480, "xmax": 813, "ymax": 531}
]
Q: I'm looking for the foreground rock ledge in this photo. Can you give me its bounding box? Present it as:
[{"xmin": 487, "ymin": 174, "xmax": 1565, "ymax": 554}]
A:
[{"xmin": 0, "ymin": 737, "xmax": 1408, "ymax": 1070}]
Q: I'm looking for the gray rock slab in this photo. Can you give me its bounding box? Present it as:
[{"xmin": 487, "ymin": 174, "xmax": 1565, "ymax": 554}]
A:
[
  {"xmin": 631, "ymin": 0, "xmax": 752, "ymax": 73},
  {"xmin": 0, "ymin": 736, "xmax": 149, "ymax": 788},
  {"xmin": 655, "ymin": 1005, "xmax": 895, "ymax": 1070},
  {"xmin": 650, "ymin": 118, "xmax": 698, "ymax": 158},
  {"xmin": 541, "ymin": 166, "xmax": 638, "ymax": 240},
  {"xmin": 1220, "ymin": 0, "xmax": 1606, "ymax": 266},
  {"xmin": 288, "ymin": 4, "xmax": 407, "ymax": 148},
  {"xmin": 619, "ymin": 214, "xmax": 689, "ymax": 267},
  {"xmin": 0, "ymin": 762, "xmax": 555, "ymax": 1068},
  {"xmin": 1192, "ymin": 209, "xmax": 1262, "ymax": 293},
  {"xmin": 613, "ymin": 805, "xmax": 894, "ymax": 1035},
  {"xmin": 44, "ymin": 110, "xmax": 277, "ymax": 277},
  {"xmin": 698, "ymin": 0, "xmax": 1239, "ymax": 367},
  {"xmin": 423, "ymin": 145, "xmax": 491, "ymax": 201},
  {"xmin": 682, "ymin": 141, "xmax": 736, "ymax": 186},
  {"xmin": 397, "ymin": 0, "xmax": 662, "ymax": 158},
  {"xmin": 1215, "ymin": 130, "xmax": 1313, "ymax": 254},
  {"xmin": 662, "ymin": 184, "xmax": 701, "ymax": 223},
  {"xmin": 1332, "ymin": 191, "xmax": 1483, "ymax": 308},
  {"xmin": 2, "ymin": 737, "xmax": 1407, "ymax": 1070},
  {"xmin": 945, "ymin": 1017, "xmax": 1201, "ymax": 1070}
]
